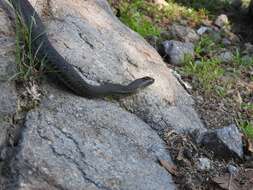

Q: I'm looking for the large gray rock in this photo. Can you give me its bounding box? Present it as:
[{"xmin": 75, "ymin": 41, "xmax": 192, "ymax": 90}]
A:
[
  {"xmin": 0, "ymin": 4, "xmax": 17, "ymax": 157},
  {"xmin": 199, "ymin": 124, "xmax": 243, "ymax": 159},
  {"xmin": 28, "ymin": 0, "xmax": 204, "ymax": 133},
  {"xmin": 13, "ymin": 84, "xmax": 176, "ymax": 190},
  {"xmin": 161, "ymin": 40, "xmax": 194, "ymax": 66},
  {"xmin": 0, "ymin": 0, "xmax": 207, "ymax": 189},
  {"xmin": 0, "ymin": 5, "xmax": 17, "ymax": 188}
]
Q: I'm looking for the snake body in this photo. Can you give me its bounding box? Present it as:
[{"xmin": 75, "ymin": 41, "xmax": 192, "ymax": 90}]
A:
[{"xmin": 10, "ymin": 0, "xmax": 154, "ymax": 98}]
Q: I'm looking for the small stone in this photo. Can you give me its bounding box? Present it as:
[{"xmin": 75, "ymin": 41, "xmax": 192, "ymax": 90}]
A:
[
  {"xmin": 215, "ymin": 14, "xmax": 229, "ymax": 28},
  {"xmin": 243, "ymin": 42, "xmax": 253, "ymax": 55},
  {"xmin": 195, "ymin": 96, "xmax": 204, "ymax": 103},
  {"xmin": 197, "ymin": 26, "xmax": 210, "ymax": 35},
  {"xmin": 199, "ymin": 124, "xmax": 244, "ymax": 159},
  {"xmin": 224, "ymin": 30, "xmax": 240, "ymax": 43},
  {"xmin": 241, "ymin": 55, "xmax": 253, "ymax": 65},
  {"xmin": 195, "ymin": 60, "xmax": 202, "ymax": 65},
  {"xmin": 161, "ymin": 40, "xmax": 194, "ymax": 65},
  {"xmin": 222, "ymin": 38, "xmax": 231, "ymax": 46},
  {"xmin": 151, "ymin": 0, "xmax": 168, "ymax": 8},
  {"xmin": 217, "ymin": 51, "xmax": 233, "ymax": 63},
  {"xmin": 208, "ymin": 30, "xmax": 222, "ymax": 43},
  {"xmin": 48, "ymin": 94, "xmax": 55, "ymax": 100},
  {"xmin": 169, "ymin": 24, "xmax": 199, "ymax": 43},
  {"xmin": 227, "ymin": 164, "xmax": 239, "ymax": 176},
  {"xmin": 197, "ymin": 157, "xmax": 211, "ymax": 171}
]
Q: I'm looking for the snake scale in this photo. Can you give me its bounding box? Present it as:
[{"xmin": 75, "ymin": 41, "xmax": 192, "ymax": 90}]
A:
[{"xmin": 9, "ymin": 0, "xmax": 154, "ymax": 98}]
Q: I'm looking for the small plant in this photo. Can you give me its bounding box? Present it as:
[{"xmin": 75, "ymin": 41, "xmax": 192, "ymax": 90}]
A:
[
  {"xmin": 7, "ymin": 0, "xmax": 45, "ymax": 82},
  {"xmin": 214, "ymin": 85, "xmax": 226, "ymax": 97},
  {"xmin": 241, "ymin": 103, "xmax": 253, "ymax": 114},
  {"xmin": 239, "ymin": 120, "xmax": 253, "ymax": 139},
  {"xmin": 233, "ymin": 49, "xmax": 253, "ymax": 67},
  {"xmin": 116, "ymin": 0, "xmax": 161, "ymax": 37},
  {"xmin": 109, "ymin": 0, "xmax": 208, "ymax": 37},
  {"xmin": 195, "ymin": 36, "xmax": 216, "ymax": 57},
  {"xmin": 182, "ymin": 56, "xmax": 224, "ymax": 92},
  {"xmin": 140, "ymin": 1, "xmax": 208, "ymax": 24}
]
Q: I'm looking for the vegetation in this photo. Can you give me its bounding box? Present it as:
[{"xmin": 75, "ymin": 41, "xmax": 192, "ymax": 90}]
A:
[
  {"xmin": 109, "ymin": 0, "xmax": 208, "ymax": 37},
  {"xmin": 109, "ymin": 0, "xmax": 253, "ymax": 141},
  {"xmin": 182, "ymin": 56, "xmax": 223, "ymax": 92},
  {"xmin": 112, "ymin": 0, "xmax": 161, "ymax": 37},
  {"xmin": 5, "ymin": 0, "xmax": 43, "ymax": 110},
  {"xmin": 239, "ymin": 120, "xmax": 253, "ymax": 139},
  {"xmin": 7, "ymin": 0, "xmax": 45, "ymax": 82},
  {"xmin": 9, "ymin": 0, "xmax": 253, "ymax": 140}
]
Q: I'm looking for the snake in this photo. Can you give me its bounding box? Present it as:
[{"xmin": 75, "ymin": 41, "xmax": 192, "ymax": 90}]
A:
[{"xmin": 9, "ymin": 0, "xmax": 154, "ymax": 98}]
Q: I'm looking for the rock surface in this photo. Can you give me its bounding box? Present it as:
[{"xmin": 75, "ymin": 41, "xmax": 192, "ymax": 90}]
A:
[
  {"xmin": 31, "ymin": 0, "xmax": 204, "ymax": 133},
  {"xmin": 197, "ymin": 157, "xmax": 211, "ymax": 171},
  {"xmin": 12, "ymin": 85, "xmax": 176, "ymax": 190},
  {"xmin": 0, "ymin": 3, "xmax": 17, "ymax": 158},
  {"xmin": 197, "ymin": 26, "xmax": 210, "ymax": 36},
  {"xmin": 217, "ymin": 51, "xmax": 234, "ymax": 63},
  {"xmin": 199, "ymin": 124, "xmax": 243, "ymax": 159},
  {"xmin": 169, "ymin": 24, "xmax": 199, "ymax": 43},
  {"xmin": 161, "ymin": 40, "xmax": 194, "ymax": 65},
  {"xmin": 0, "ymin": 0, "xmax": 206, "ymax": 189},
  {"xmin": 151, "ymin": 0, "xmax": 168, "ymax": 8},
  {"xmin": 214, "ymin": 14, "xmax": 229, "ymax": 28},
  {"xmin": 0, "ymin": 5, "xmax": 17, "ymax": 188}
]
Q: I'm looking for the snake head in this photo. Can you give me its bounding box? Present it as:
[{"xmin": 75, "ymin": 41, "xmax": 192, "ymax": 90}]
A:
[{"xmin": 129, "ymin": 76, "xmax": 155, "ymax": 89}]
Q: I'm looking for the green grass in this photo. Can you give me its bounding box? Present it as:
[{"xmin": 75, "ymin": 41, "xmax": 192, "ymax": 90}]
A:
[
  {"xmin": 114, "ymin": 0, "xmax": 161, "ymax": 37},
  {"xmin": 239, "ymin": 120, "xmax": 253, "ymax": 139},
  {"xmin": 110, "ymin": 0, "xmax": 253, "ymax": 142},
  {"xmin": 182, "ymin": 56, "xmax": 223, "ymax": 91},
  {"xmin": 180, "ymin": 35, "xmax": 225, "ymax": 93},
  {"xmin": 195, "ymin": 36, "xmax": 216, "ymax": 57},
  {"xmin": 233, "ymin": 49, "xmax": 253, "ymax": 67},
  {"xmin": 140, "ymin": 0, "xmax": 208, "ymax": 25},
  {"xmin": 241, "ymin": 103, "xmax": 253, "ymax": 112},
  {"xmin": 109, "ymin": 0, "xmax": 208, "ymax": 37},
  {"xmin": 6, "ymin": 0, "xmax": 45, "ymax": 82}
]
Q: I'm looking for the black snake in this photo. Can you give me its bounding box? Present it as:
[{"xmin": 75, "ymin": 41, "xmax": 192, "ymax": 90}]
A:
[{"xmin": 9, "ymin": 0, "xmax": 154, "ymax": 98}]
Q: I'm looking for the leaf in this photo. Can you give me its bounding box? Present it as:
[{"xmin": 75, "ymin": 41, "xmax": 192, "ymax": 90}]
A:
[
  {"xmin": 158, "ymin": 159, "xmax": 178, "ymax": 176},
  {"xmin": 212, "ymin": 174, "xmax": 240, "ymax": 190}
]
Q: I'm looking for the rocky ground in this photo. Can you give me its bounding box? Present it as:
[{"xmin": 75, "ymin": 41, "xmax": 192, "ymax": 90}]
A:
[
  {"xmin": 0, "ymin": 0, "xmax": 204, "ymax": 189},
  {"xmin": 0, "ymin": 0, "xmax": 252, "ymax": 189},
  {"xmin": 110, "ymin": 0, "xmax": 253, "ymax": 189}
]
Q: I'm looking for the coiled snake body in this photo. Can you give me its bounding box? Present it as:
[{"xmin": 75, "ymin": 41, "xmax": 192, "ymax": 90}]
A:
[{"xmin": 9, "ymin": 0, "xmax": 154, "ymax": 98}]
